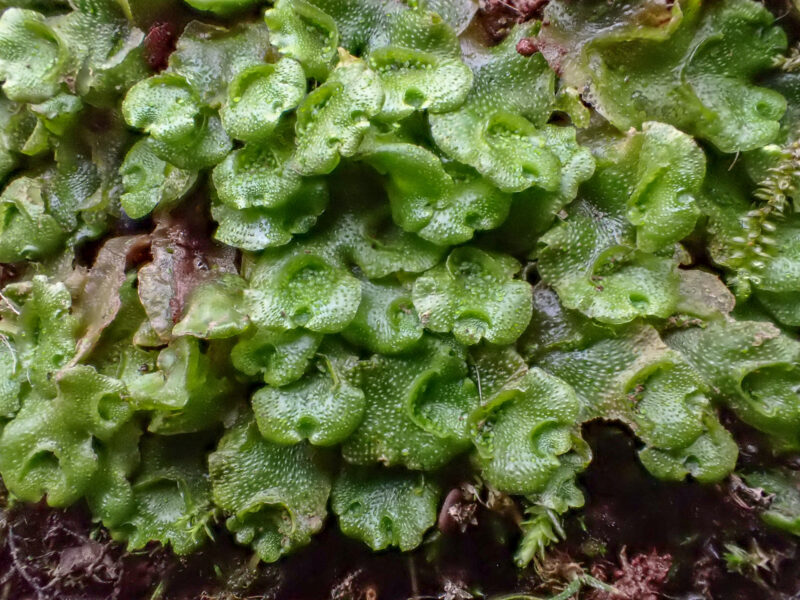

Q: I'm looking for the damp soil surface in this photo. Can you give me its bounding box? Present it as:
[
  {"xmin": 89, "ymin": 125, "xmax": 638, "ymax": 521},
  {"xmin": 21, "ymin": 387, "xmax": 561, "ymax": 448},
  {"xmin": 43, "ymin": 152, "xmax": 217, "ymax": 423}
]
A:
[{"xmin": 2, "ymin": 423, "xmax": 799, "ymax": 600}]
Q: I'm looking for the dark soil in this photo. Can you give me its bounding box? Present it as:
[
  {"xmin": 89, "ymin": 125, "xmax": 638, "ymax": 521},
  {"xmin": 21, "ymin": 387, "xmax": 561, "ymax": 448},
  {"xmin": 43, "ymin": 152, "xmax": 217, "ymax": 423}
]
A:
[
  {"xmin": 2, "ymin": 423, "xmax": 799, "ymax": 600},
  {"xmin": 566, "ymin": 424, "xmax": 800, "ymax": 600}
]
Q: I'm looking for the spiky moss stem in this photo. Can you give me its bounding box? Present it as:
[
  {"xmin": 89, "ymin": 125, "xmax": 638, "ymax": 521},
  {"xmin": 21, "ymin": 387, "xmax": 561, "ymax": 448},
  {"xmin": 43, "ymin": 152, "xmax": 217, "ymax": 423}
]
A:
[
  {"xmin": 729, "ymin": 140, "xmax": 800, "ymax": 294},
  {"xmin": 774, "ymin": 45, "xmax": 800, "ymax": 72},
  {"xmin": 514, "ymin": 506, "xmax": 564, "ymax": 568}
]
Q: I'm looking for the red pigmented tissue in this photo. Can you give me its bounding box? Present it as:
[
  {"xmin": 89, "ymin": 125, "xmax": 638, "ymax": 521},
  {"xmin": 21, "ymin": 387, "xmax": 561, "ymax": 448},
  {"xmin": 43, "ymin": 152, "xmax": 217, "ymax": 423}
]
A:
[
  {"xmin": 480, "ymin": 0, "xmax": 550, "ymax": 41},
  {"xmin": 516, "ymin": 38, "xmax": 539, "ymax": 56},
  {"xmin": 144, "ymin": 22, "xmax": 177, "ymax": 71},
  {"xmin": 590, "ymin": 550, "xmax": 672, "ymax": 600}
]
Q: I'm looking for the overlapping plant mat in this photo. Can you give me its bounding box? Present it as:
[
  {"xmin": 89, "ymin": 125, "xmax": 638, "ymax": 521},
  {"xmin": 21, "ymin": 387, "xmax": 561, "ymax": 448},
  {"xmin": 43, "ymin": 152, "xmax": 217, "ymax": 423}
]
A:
[{"xmin": 2, "ymin": 0, "xmax": 800, "ymax": 598}]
